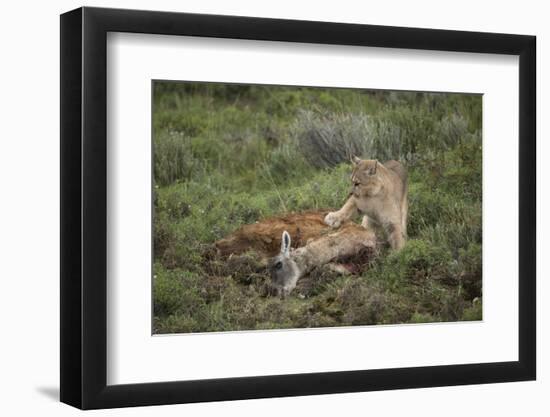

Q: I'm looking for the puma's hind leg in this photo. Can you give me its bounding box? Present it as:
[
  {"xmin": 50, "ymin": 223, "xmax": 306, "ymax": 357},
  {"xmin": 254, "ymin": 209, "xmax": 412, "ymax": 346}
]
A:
[
  {"xmin": 401, "ymin": 197, "xmax": 408, "ymax": 239},
  {"xmin": 387, "ymin": 223, "xmax": 405, "ymax": 251}
]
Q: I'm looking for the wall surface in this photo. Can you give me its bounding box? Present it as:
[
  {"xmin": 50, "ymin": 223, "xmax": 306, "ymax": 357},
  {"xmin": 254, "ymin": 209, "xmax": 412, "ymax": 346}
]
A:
[{"xmin": 0, "ymin": 0, "xmax": 546, "ymax": 415}]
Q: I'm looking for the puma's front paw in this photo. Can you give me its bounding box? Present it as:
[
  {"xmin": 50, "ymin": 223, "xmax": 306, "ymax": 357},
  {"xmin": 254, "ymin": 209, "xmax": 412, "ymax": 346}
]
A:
[{"xmin": 324, "ymin": 212, "xmax": 342, "ymax": 228}]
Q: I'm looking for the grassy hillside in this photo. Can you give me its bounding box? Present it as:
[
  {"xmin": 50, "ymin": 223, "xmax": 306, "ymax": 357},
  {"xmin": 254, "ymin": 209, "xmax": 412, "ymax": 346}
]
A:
[{"xmin": 152, "ymin": 82, "xmax": 482, "ymax": 334}]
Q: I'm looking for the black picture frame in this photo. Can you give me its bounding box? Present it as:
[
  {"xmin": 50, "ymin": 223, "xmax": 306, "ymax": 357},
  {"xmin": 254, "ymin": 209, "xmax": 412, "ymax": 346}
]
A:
[{"xmin": 60, "ymin": 6, "xmax": 536, "ymax": 410}]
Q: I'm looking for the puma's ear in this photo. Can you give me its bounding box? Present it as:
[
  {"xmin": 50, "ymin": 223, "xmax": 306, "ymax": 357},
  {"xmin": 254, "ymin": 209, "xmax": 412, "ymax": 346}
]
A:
[
  {"xmin": 366, "ymin": 160, "xmax": 379, "ymax": 175},
  {"xmin": 351, "ymin": 155, "xmax": 362, "ymax": 165}
]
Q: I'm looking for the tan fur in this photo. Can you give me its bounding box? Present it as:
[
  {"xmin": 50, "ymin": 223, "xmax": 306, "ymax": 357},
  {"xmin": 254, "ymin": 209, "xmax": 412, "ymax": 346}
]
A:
[
  {"xmin": 324, "ymin": 157, "xmax": 408, "ymax": 250},
  {"xmin": 215, "ymin": 211, "xmax": 333, "ymax": 257},
  {"xmin": 290, "ymin": 223, "xmax": 377, "ymax": 272}
]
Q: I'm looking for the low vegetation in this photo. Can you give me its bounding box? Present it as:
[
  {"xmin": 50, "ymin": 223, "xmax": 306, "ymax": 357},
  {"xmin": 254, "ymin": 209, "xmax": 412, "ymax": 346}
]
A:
[{"xmin": 152, "ymin": 82, "xmax": 482, "ymax": 334}]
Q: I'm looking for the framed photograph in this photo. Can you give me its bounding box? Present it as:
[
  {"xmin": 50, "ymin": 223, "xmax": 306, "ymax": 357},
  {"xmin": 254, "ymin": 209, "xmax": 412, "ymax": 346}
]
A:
[{"xmin": 60, "ymin": 6, "xmax": 536, "ymax": 410}]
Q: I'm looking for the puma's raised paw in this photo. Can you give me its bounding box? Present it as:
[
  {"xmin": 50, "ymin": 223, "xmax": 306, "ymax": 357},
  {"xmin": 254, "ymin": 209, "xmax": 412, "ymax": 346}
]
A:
[{"xmin": 324, "ymin": 212, "xmax": 342, "ymax": 228}]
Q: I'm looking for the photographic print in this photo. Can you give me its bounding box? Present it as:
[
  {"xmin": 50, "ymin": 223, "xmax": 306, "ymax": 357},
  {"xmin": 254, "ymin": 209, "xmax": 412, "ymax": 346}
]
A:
[
  {"xmin": 60, "ymin": 8, "xmax": 535, "ymax": 407},
  {"xmin": 152, "ymin": 81, "xmax": 482, "ymax": 334}
]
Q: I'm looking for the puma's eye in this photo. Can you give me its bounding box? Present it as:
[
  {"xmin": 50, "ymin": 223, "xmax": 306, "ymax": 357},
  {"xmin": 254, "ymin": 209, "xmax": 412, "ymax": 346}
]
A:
[{"xmin": 275, "ymin": 261, "xmax": 283, "ymax": 270}]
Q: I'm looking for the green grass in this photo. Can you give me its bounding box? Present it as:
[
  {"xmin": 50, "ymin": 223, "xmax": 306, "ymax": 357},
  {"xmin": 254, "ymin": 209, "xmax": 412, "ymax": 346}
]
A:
[{"xmin": 152, "ymin": 82, "xmax": 483, "ymax": 334}]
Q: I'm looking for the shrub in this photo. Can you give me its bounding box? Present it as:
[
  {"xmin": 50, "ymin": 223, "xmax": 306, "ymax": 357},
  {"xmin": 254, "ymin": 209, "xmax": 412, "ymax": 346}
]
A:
[
  {"xmin": 292, "ymin": 110, "xmax": 377, "ymax": 168},
  {"xmin": 462, "ymin": 298, "xmax": 483, "ymax": 321},
  {"xmin": 292, "ymin": 105, "xmax": 481, "ymax": 170},
  {"xmin": 153, "ymin": 267, "xmax": 203, "ymax": 317},
  {"xmin": 374, "ymin": 239, "xmax": 453, "ymax": 288},
  {"xmin": 153, "ymin": 130, "xmax": 207, "ymax": 186}
]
